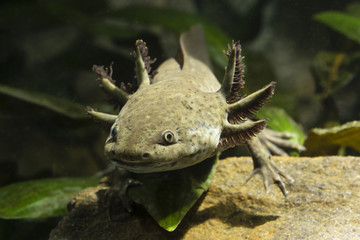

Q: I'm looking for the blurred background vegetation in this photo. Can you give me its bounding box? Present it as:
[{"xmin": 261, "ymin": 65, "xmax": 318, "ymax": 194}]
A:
[{"xmin": 0, "ymin": 0, "xmax": 359, "ymax": 238}]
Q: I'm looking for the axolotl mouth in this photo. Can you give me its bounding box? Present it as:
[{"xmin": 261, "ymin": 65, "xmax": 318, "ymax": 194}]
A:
[
  {"xmin": 110, "ymin": 157, "xmax": 179, "ymax": 173},
  {"xmin": 109, "ymin": 148, "xmax": 206, "ymax": 173}
]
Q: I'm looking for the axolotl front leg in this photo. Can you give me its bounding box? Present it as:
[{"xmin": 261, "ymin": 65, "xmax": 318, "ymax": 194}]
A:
[
  {"xmin": 218, "ymin": 42, "xmax": 302, "ymax": 196},
  {"xmin": 246, "ymin": 135, "xmax": 294, "ymax": 196},
  {"xmin": 247, "ymin": 126, "xmax": 305, "ymax": 195}
]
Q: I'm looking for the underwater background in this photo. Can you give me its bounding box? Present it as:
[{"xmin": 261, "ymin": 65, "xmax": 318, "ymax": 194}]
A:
[{"xmin": 0, "ymin": 0, "xmax": 359, "ymax": 239}]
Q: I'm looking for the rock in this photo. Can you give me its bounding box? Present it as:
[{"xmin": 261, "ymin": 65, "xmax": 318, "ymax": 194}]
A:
[{"xmin": 49, "ymin": 156, "xmax": 360, "ymax": 240}]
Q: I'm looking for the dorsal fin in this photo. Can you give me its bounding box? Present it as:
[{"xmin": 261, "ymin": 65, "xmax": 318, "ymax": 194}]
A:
[
  {"xmin": 178, "ymin": 24, "xmax": 212, "ymax": 71},
  {"xmin": 176, "ymin": 24, "xmax": 220, "ymax": 92}
]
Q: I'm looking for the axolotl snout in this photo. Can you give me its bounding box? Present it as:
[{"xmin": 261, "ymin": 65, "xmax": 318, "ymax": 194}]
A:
[{"xmin": 88, "ymin": 25, "xmax": 304, "ymax": 203}]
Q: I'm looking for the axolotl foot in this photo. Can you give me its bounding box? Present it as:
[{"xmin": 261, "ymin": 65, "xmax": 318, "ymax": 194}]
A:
[
  {"xmin": 258, "ymin": 128, "xmax": 306, "ymax": 156},
  {"xmin": 246, "ymin": 136, "xmax": 294, "ymax": 196},
  {"xmin": 105, "ymin": 168, "xmax": 142, "ymax": 214},
  {"xmin": 245, "ymin": 156, "xmax": 294, "ymax": 196}
]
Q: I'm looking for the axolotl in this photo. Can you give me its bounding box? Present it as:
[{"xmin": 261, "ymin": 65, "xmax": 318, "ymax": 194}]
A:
[{"xmin": 88, "ymin": 25, "xmax": 303, "ymax": 210}]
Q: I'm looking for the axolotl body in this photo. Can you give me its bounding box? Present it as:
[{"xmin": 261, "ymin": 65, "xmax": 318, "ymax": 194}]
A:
[{"xmin": 88, "ymin": 25, "xmax": 303, "ymax": 209}]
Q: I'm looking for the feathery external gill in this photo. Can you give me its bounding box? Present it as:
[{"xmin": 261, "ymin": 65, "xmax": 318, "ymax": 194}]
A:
[
  {"xmin": 219, "ymin": 119, "xmax": 267, "ymax": 150},
  {"xmin": 224, "ymin": 41, "xmax": 245, "ymax": 104},
  {"xmin": 130, "ymin": 40, "xmax": 157, "ymax": 84},
  {"xmin": 227, "ymin": 82, "xmax": 276, "ymax": 124},
  {"xmin": 92, "ymin": 64, "xmax": 130, "ymax": 108}
]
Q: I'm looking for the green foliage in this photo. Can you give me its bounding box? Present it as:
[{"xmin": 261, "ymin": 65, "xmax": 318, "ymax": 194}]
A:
[
  {"xmin": 311, "ymin": 51, "xmax": 359, "ymax": 98},
  {"xmin": 0, "ymin": 84, "xmax": 86, "ymax": 119},
  {"xmin": 314, "ymin": 11, "xmax": 360, "ymax": 44},
  {"xmin": 311, "ymin": 6, "xmax": 360, "ymax": 127},
  {"xmin": 0, "ymin": 177, "xmax": 99, "ymax": 219},
  {"xmin": 304, "ymin": 121, "xmax": 360, "ymax": 156},
  {"xmin": 129, "ymin": 156, "xmax": 218, "ymax": 231}
]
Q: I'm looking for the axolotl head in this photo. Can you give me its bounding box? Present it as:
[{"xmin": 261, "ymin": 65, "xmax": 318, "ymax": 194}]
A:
[{"xmin": 104, "ymin": 81, "xmax": 227, "ymax": 173}]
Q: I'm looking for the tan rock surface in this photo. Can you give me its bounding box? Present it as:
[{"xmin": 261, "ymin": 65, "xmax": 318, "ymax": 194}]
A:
[{"xmin": 49, "ymin": 156, "xmax": 360, "ymax": 240}]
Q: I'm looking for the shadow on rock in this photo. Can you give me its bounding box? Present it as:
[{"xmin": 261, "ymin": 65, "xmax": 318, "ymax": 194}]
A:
[{"xmin": 187, "ymin": 195, "xmax": 279, "ymax": 229}]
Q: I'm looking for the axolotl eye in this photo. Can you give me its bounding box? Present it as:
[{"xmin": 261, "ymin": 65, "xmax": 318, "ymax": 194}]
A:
[
  {"xmin": 110, "ymin": 126, "xmax": 117, "ymax": 140},
  {"xmin": 161, "ymin": 130, "xmax": 177, "ymax": 144}
]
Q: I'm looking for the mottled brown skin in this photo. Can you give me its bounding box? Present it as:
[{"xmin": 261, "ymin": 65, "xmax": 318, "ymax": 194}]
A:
[
  {"xmin": 106, "ymin": 79, "xmax": 227, "ymax": 173},
  {"xmin": 89, "ymin": 25, "xmax": 304, "ymax": 204}
]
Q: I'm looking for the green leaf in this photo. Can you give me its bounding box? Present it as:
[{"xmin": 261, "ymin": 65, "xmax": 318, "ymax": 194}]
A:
[
  {"xmin": 128, "ymin": 156, "xmax": 218, "ymax": 232},
  {"xmin": 311, "ymin": 51, "xmax": 358, "ymax": 98},
  {"xmin": 257, "ymin": 107, "xmax": 305, "ymax": 145},
  {"xmin": 0, "ymin": 177, "xmax": 100, "ymax": 219},
  {"xmin": 314, "ymin": 11, "xmax": 360, "ymax": 44},
  {"xmin": 0, "ymin": 84, "xmax": 86, "ymax": 119},
  {"xmin": 303, "ymin": 121, "xmax": 360, "ymax": 156},
  {"xmin": 109, "ymin": 6, "xmax": 231, "ymax": 67}
]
